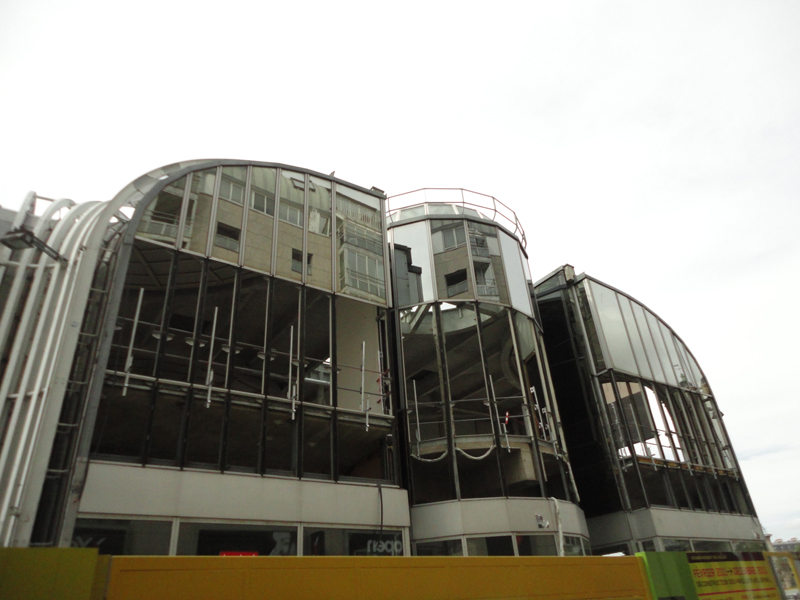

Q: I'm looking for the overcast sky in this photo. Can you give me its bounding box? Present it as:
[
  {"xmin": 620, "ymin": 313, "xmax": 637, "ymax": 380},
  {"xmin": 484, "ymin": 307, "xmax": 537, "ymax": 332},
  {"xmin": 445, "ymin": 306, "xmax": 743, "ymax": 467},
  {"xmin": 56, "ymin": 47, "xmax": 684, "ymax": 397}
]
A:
[{"xmin": 1, "ymin": 1, "xmax": 798, "ymax": 541}]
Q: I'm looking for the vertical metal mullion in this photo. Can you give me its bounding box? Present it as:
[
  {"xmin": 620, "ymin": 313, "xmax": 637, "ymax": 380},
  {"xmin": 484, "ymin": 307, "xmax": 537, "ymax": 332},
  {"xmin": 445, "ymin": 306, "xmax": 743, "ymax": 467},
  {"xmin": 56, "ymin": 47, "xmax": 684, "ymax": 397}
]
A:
[
  {"xmin": 270, "ymin": 170, "xmax": 281, "ymax": 275},
  {"xmin": 238, "ymin": 166, "xmax": 252, "ymax": 268},
  {"xmin": 175, "ymin": 172, "xmax": 194, "ymax": 249},
  {"xmin": 473, "ymin": 302, "xmax": 509, "ymax": 498},
  {"xmin": 380, "ymin": 195, "xmax": 391, "ymax": 308},
  {"xmin": 330, "ymin": 295, "xmax": 339, "ymax": 481},
  {"xmin": 302, "ymin": 173, "xmax": 309, "ymax": 284},
  {"xmin": 296, "ymin": 286, "xmax": 306, "ymax": 478},
  {"xmin": 205, "ymin": 166, "xmax": 222, "ymax": 257},
  {"xmin": 331, "ymin": 182, "xmax": 338, "ymax": 293},
  {"xmin": 258, "ymin": 279, "xmax": 274, "ymax": 475}
]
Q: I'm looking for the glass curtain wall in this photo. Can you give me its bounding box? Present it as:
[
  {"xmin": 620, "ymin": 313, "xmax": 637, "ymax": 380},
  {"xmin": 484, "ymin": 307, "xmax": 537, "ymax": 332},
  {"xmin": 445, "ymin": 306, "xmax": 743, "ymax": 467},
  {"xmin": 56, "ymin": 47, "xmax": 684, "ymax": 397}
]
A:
[
  {"xmin": 577, "ymin": 278, "xmax": 752, "ymax": 515},
  {"xmin": 392, "ymin": 215, "xmax": 571, "ymax": 504},
  {"xmin": 92, "ymin": 165, "xmax": 395, "ymax": 484}
]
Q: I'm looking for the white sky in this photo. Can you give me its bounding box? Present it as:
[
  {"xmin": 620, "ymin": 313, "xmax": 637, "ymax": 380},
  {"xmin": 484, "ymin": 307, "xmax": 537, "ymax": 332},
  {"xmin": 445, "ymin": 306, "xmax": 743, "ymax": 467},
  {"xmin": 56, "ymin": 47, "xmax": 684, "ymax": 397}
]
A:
[{"xmin": 1, "ymin": 1, "xmax": 798, "ymax": 541}]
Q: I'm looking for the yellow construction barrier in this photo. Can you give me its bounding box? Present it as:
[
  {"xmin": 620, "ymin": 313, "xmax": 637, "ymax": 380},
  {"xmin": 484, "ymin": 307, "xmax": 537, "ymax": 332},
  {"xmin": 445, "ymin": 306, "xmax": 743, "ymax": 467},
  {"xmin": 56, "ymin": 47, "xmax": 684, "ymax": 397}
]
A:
[
  {"xmin": 0, "ymin": 548, "xmax": 108, "ymax": 600},
  {"xmin": 104, "ymin": 555, "xmax": 653, "ymax": 600}
]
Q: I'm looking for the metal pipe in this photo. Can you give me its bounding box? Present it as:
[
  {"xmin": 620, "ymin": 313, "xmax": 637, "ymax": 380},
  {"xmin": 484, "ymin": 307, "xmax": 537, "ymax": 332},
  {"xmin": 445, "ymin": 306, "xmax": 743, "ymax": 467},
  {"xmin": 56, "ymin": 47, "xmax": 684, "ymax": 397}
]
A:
[{"xmin": 122, "ymin": 288, "xmax": 144, "ymax": 396}]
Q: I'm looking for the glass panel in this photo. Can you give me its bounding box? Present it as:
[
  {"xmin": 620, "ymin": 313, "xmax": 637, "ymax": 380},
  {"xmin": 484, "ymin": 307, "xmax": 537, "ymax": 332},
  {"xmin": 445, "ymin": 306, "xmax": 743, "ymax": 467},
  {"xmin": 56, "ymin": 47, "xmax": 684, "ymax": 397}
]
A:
[
  {"xmin": 225, "ymin": 394, "xmax": 261, "ymax": 472},
  {"xmin": 564, "ymin": 535, "xmax": 585, "ymax": 556},
  {"xmin": 516, "ymin": 535, "xmax": 557, "ymax": 556},
  {"xmin": 662, "ymin": 538, "xmax": 691, "ymax": 551},
  {"xmin": 111, "ymin": 241, "xmax": 172, "ymax": 378},
  {"xmin": 618, "ymin": 296, "xmax": 652, "ymax": 380},
  {"xmin": 401, "ymin": 304, "xmax": 454, "ymax": 503},
  {"xmin": 303, "ymin": 528, "xmax": 403, "ymax": 556},
  {"xmin": 337, "ymin": 417, "xmax": 392, "ymax": 481},
  {"xmin": 230, "ymin": 273, "xmax": 268, "ymax": 394},
  {"xmin": 178, "ymin": 522, "xmax": 297, "ymax": 555},
  {"xmin": 391, "ymin": 222, "xmax": 434, "ymax": 304},
  {"xmin": 72, "ymin": 518, "xmax": 171, "ymax": 555},
  {"xmin": 631, "ymin": 301, "xmax": 666, "ymax": 383},
  {"xmin": 147, "ymin": 383, "xmax": 188, "ymax": 464},
  {"xmin": 335, "ymin": 296, "xmax": 381, "ymax": 412},
  {"xmin": 243, "ymin": 167, "xmax": 277, "ymax": 273},
  {"xmin": 693, "ymin": 540, "xmax": 733, "ymax": 552},
  {"xmin": 336, "ymin": 185, "xmax": 385, "ymax": 302},
  {"xmin": 443, "ymin": 303, "xmax": 500, "ymax": 499},
  {"xmin": 307, "ymin": 176, "xmax": 333, "ymax": 289},
  {"xmin": 416, "ymin": 539, "xmax": 463, "ymax": 556},
  {"xmin": 278, "ymin": 170, "xmax": 305, "ymax": 227},
  {"xmin": 182, "ymin": 168, "xmax": 216, "ymax": 253},
  {"xmin": 588, "ymin": 282, "xmax": 638, "ymax": 375},
  {"xmin": 303, "ymin": 289, "xmax": 331, "ymax": 406},
  {"xmin": 90, "ymin": 380, "xmax": 149, "ymax": 461},
  {"xmin": 184, "ymin": 390, "xmax": 224, "ymax": 467},
  {"xmin": 469, "ymin": 221, "xmax": 507, "ymax": 302},
  {"xmin": 576, "ymin": 282, "xmax": 605, "ymax": 371},
  {"xmin": 195, "ymin": 263, "xmax": 237, "ymax": 388},
  {"xmin": 659, "ymin": 321, "xmax": 688, "ymax": 388},
  {"xmin": 303, "ymin": 409, "xmax": 331, "ymax": 477},
  {"xmin": 645, "ymin": 310, "xmax": 678, "ymax": 386},
  {"xmin": 266, "ymin": 279, "xmax": 300, "ymax": 401},
  {"xmin": 498, "ymin": 231, "xmax": 531, "ymax": 315},
  {"xmin": 136, "ymin": 175, "xmax": 187, "ymax": 246},
  {"xmin": 162, "ymin": 253, "xmax": 204, "ymax": 383},
  {"xmin": 264, "ymin": 402, "xmax": 294, "ymax": 473},
  {"xmin": 211, "ymin": 166, "xmax": 245, "ymax": 261},
  {"xmin": 479, "ymin": 305, "xmax": 538, "ymax": 496},
  {"xmin": 466, "ymin": 535, "xmax": 515, "ymax": 556}
]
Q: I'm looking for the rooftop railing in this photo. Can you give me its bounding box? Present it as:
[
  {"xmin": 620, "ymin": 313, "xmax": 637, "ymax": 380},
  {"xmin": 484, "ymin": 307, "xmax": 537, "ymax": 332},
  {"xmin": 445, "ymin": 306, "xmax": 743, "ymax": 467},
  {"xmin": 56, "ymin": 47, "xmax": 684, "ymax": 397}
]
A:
[{"xmin": 386, "ymin": 188, "xmax": 527, "ymax": 249}]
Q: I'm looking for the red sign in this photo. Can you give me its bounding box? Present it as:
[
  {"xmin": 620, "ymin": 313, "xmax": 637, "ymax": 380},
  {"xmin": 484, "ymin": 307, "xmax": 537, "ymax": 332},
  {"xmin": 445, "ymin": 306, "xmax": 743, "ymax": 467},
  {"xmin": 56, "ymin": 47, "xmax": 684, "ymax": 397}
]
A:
[{"xmin": 219, "ymin": 551, "xmax": 259, "ymax": 556}]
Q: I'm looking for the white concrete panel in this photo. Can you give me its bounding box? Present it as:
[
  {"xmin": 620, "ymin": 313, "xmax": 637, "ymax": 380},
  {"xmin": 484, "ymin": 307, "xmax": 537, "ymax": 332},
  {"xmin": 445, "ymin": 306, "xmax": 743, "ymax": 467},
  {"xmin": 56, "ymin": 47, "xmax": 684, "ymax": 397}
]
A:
[
  {"xmin": 588, "ymin": 508, "xmax": 764, "ymax": 547},
  {"xmin": 80, "ymin": 462, "xmax": 410, "ymax": 527},
  {"xmin": 411, "ymin": 497, "xmax": 587, "ymax": 541}
]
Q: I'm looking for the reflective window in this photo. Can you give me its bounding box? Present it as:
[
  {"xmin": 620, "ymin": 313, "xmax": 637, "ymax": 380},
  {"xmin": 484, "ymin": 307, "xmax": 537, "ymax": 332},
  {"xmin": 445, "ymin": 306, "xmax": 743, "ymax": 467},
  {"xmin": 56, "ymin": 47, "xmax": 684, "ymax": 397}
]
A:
[
  {"xmin": 391, "ymin": 222, "xmax": 434, "ymax": 304},
  {"xmin": 307, "ymin": 176, "xmax": 333, "ymax": 289},
  {"xmin": 416, "ymin": 539, "xmax": 463, "ymax": 556},
  {"xmin": 183, "ymin": 168, "xmax": 217, "ymax": 253},
  {"xmin": 211, "ymin": 166, "xmax": 246, "ymax": 262},
  {"xmin": 72, "ymin": 518, "xmax": 171, "ymax": 555},
  {"xmin": 336, "ymin": 185, "xmax": 385, "ymax": 302},
  {"xmin": 563, "ymin": 535, "xmax": 586, "ymax": 556},
  {"xmin": 516, "ymin": 534, "xmax": 557, "ymax": 556},
  {"xmin": 275, "ymin": 174, "xmax": 305, "ymax": 281},
  {"xmin": 498, "ymin": 231, "xmax": 531, "ymax": 316},
  {"xmin": 432, "ymin": 220, "xmax": 472, "ymax": 300},
  {"xmin": 177, "ymin": 522, "xmax": 297, "ymax": 556},
  {"xmin": 466, "ymin": 535, "xmax": 515, "ymax": 556},
  {"xmin": 137, "ymin": 175, "xmax": 188, "ymax": 246},
  {"xmin": 303, "ymin": 528, "xmax": 403, "ymax": 556},
  {"xmin": 588, "ymin": 281, "xmax": 638, "ymax": 375},
  {"xmin": 244, "ymin": 167, "xmax": 276, "ymax": 273}
]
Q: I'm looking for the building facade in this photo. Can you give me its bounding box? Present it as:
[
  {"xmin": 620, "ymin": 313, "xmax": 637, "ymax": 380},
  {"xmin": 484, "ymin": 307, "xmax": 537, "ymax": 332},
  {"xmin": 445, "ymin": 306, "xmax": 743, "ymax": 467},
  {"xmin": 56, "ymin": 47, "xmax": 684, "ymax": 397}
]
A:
[
  {"xmin": 534, "ymin": 265, "xmax": 763, "ymax": 554},
  {"xmin": 0, "ymin": 161, "xmax": 763, "ymax": 556}
]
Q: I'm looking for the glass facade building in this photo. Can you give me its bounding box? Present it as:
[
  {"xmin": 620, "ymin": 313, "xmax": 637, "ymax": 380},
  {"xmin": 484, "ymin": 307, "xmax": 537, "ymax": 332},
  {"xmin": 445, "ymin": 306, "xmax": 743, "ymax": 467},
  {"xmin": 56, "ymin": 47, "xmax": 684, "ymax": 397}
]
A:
[
  {"xmin": 535, "ymin": 265, "xmax": 759, "ymax": 554},
  {"xmin": 0, "ymin": 162, "xmax": 763, "ymax": 557}
]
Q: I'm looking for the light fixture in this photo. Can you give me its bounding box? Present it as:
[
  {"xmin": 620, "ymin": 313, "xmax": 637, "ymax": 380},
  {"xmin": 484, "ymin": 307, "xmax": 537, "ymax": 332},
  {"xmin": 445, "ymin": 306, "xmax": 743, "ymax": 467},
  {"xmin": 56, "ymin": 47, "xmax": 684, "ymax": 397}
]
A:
[{"xmin": 1, "ymin": 226, "xmax": 67, "ymax": 263}]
